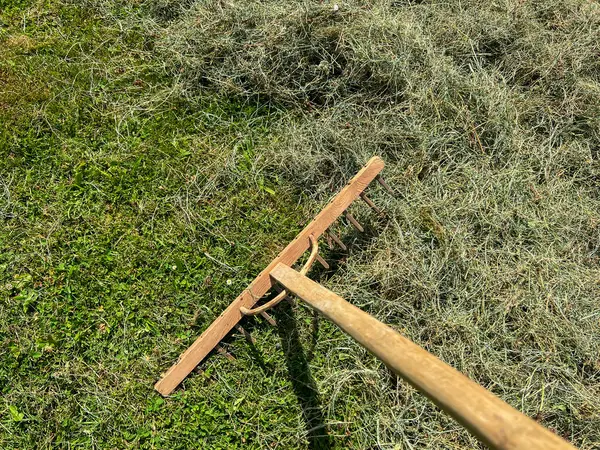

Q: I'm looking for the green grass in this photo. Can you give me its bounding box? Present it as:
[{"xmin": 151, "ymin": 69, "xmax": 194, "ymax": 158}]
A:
[
  {"xmin": 2, "ymin": 0, "xmax": 600, "ymax": 448},
  {"xmin": 0, "ymin": 2, "xmax": 321, "ymax": 448}
]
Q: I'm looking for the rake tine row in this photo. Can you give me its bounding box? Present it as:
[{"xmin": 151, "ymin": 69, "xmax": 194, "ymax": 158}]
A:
[
  {"xmin": 214, "ymin": 179, "xmax": 390, "ymax": 367},
  {"xmin": 329, "ymin": 174, "xmax": 394, "ymax": 248},
  {"xmin": 211, "ymin": 171, "xmax": 389, "ymax": 365},
  {"xmin": 305, "ymin": 181, "xmax": 390, "ymax": 265}
]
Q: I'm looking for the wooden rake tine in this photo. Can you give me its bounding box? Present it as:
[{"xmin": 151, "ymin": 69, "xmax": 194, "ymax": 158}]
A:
[{"xmin": 153, "ymin": 156, "xmax": 576, "ymax": 450}]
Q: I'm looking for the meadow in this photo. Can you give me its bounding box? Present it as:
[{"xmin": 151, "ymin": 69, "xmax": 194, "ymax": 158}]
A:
[{"xmin": 1, "ymin": 0, "xmax": 599, "ymax": 448}]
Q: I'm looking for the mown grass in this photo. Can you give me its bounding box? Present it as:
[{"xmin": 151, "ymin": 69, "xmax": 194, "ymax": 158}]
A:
[
  {"xmin": 2, "ymin": 0, "xmax": 600, "ymax": 448},
  {"xmin": 161, "ymin": 0, "xmax": 600, "ymax": 447},
  {"xmin": 0, "ymin": 2, "xmax": 323, "ymax": 448}
]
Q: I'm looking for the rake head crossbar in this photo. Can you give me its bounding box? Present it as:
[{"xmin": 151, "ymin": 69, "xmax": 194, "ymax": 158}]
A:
[{"xmin": 155, "ymin": 156, "xmax": 386, "ymax": 396}]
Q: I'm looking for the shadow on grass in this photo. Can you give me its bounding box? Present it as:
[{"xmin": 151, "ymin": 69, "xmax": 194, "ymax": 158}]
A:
[{"xmin": 274, "ymin": 300, "xmax": 333, "ymax": 450}]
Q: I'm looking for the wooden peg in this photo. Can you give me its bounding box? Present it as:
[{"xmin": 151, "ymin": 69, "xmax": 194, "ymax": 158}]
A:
[
  {"xmin": 234, "ymin": 325, "xmax": 255, "ymax": 344},
  {"xmin": 326, "ymin": 230, "xmax": 347, "ymax": 251},
  {"xmin": 260, "ymin": 311, "xmax": 277, "ymax": 326},
  {"xmin": 326, "ymin": 232, "xmax": 334, "ymax": 249},
  {"xmin": 345, "ymin": 212, "xmax": 364, "ymax": 232},
  {"xmin": 376, "ymin": 174, "xmax": 394, "ymax": 195},
  {"xmin": 216, "ymin": 345, "xmax": 236, "ymax": 361},
  {"xmin": 316, "ymin": 254, "xmax": 330, "ymax": 269}
]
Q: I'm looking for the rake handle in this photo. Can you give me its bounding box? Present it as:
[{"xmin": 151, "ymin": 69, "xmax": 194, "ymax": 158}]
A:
[{"xmin": 270, "ymin": 263, "xmax": 576, "ymax": 450}]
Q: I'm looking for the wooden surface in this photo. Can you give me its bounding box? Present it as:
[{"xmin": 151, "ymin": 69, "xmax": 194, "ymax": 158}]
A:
[
  {"xmin": 271, "ymin": 263, "xmax": 576, "ymax": 450},
  {"xmin": 154, "ymin": 156, "xmax": 385, "ymax": 395}
]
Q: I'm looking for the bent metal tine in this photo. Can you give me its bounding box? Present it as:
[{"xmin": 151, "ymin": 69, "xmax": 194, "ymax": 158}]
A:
[
  {"xmin": 270, "ymin": 263, "xmax": 576, "ymax": 450},
  {"xmin": 154, "ymin": 157, "xmax": 385, "ymax": 396}
]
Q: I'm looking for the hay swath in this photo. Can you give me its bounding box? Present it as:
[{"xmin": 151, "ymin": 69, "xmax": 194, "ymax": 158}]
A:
[{"xmin": 155, "ymin": 156, "xmax": 574, "ymax": 450}]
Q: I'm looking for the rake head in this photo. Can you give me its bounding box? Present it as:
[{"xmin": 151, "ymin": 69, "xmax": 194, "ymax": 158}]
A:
[{"xmin": 155, "ymin": 156, "xmax": 391, "ymax": 396}]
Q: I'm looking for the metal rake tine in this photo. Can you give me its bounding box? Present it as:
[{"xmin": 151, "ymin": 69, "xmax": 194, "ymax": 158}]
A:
[
  {"xmin": 345, "ymin": 212, "xmax": 364, "ymax": 232},
  {"xmin": 359, "ymin": 192, "xmax": 383, "ymax": 215},
  {"xmin": 376, "ymin": 174, "xmax": 394, "ymax": 195},
  {"xmin": 326, "ymin": 230, "xmax": 347, "ymax": 251}
]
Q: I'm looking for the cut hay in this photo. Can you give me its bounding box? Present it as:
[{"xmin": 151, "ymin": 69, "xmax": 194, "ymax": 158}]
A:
[{"xmin": 157, "ymin": 0, "xmax": 600, "ymax": 447}]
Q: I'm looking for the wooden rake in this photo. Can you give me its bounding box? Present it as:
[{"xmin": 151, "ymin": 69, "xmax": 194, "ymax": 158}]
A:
[{"xmin": 155, "ymin": 157, "xmax": 575, "ymax": 450}]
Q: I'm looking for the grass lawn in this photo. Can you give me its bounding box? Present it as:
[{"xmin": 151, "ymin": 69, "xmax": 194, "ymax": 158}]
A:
[
  {"xmin": 0, "ymin": 2, "xmax": 319, "ymax": 448},
  {"xmin": 2, "ymin": 0, "xmax": 599, "ymax": 448}
]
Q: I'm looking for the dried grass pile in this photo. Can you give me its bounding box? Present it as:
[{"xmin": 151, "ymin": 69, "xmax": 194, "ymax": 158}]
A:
[{"xmin": 159, "ymin": 0, "xmax": 600, "ymax": 447}]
